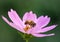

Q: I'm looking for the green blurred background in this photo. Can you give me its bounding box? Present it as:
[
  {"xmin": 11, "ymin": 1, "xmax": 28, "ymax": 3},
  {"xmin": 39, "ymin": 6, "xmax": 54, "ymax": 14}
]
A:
[{"xmin": 0, "ymin": 0, "xmax": 60, "ymax": 42}]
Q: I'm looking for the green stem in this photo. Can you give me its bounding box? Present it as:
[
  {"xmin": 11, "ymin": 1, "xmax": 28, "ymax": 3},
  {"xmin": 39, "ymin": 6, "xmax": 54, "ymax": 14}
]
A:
[{"xmin": 26, "ymin": 39, "xmax": 29, "ymax": 42}]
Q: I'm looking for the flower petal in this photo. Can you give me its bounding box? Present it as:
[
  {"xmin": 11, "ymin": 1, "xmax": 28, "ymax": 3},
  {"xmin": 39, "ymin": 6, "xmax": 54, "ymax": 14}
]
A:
[
  {"xmin": 32, "ymin": 16, "xmax": 51, "ymax": 33},
  {"xmin": 2, "ymin": 16, "xmax": 25, "ymax": 33},
  {"xmin": 32, "ymin": 25, "xmax": 57, "ymax": 33},
  {"xmin": 32, "ymin": 33, "xmax": 55, "ymax": 37},
  {"xmin": 8, "ymin": 9, "xmax": 24, "ymax": 28},
  {"xmin": 26, "ymin": 28, "xmax": 33, "ymax": 34},
  {"xmin": 23, "ymin": 11, "xmax": 37, "ymax": 23},
  {"xmin": 39, "ymin": 25, "xmax": 57, "ymax": 33},
  {"xmin": 37, "ymin": 16, "xmax": 50, "ymax": 28}
]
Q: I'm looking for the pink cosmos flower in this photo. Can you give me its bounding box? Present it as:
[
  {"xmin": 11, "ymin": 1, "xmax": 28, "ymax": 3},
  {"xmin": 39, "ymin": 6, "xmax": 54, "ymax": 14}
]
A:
[{"xmin": 2, "ymin": 9, "xmax": 57, "ymax": 37}]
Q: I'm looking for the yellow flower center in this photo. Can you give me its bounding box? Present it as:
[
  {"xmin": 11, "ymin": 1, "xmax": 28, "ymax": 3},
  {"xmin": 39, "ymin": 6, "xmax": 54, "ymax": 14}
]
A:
[{"xmin": 24, "ymin": 20, "xmax": 36, "ymax": 32}]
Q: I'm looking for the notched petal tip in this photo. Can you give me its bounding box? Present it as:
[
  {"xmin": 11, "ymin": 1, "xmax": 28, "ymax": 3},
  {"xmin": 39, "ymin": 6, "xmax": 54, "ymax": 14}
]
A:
[
  {"xmin": 46, "ymin": 33, "xmax": 55, "ymax": 36},
  {"xmin": 23, "ymin": 11, "xmax": 37, "ymax": 22},
  {"xmin": 45, "ymin": 15, "xmax": 50, "ymax": 18},
  {"xmin": 8, "ymin": 9, "xmax": 14, "ymax": 13},
  {"xmin": 52, "ymin": 24, "xmax": 57, "ymax": 27},
  {"xmin": 32, "ymin": 33, "xmax": 55, "ymax": 37},
  {"xmin": 2, "ymin": 15, "xmax": 4, "ymax": 18},
  {"xmin": 2, "ymin": 16, "xmax": 5, "ymax": 20},
  {"xmin": 37, "ymin": 15, "xmax": 44, "ymax": 20},
  {"xmin": 52, "ymin": 25, "xmax": 58, "ymax": 28},
  {"xmin": 55, "ymin": 24, "xmax": 57, "ymax": 27},
  {"xmin": 45, "ymin": 15, "xmax": 48, "ymax": 18},
  {"xmin": 41, "ymin": 25, "xmax": 57, "ymax": 32},
  {"xmin": 29, "ymin": 11, "xmax": 33, "ymax": 13},
  {"xmin": 40, "ymin": 15, "xmax": 50, "ymax": 18},
  {"xmin": 44, "ymin": 16, "xmax": 51, "ymax": 20},
  {"xmin": 49, "ymin": 33, "xmax": 55, "ymax": 35},
  {"xmin": 2, "ymin": 15, "xmax": 10, "ymax": 24},
  {"xmin": 48, "ymin": 33, "xmax": 55, "ymax": 36},
  {"xmin": 8, "ymin": 11, "xmax": 10, "ymax": 14},
  {"xmin": 10, "ymin": 9, "xmax": 14, "ymax": 11}
]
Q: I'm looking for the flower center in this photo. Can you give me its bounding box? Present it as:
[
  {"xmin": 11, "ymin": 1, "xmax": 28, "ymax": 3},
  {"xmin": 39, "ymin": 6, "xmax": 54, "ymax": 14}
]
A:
[{"xmin": 24, "ymin": 20, "xmax": 36, "ymax": 32}]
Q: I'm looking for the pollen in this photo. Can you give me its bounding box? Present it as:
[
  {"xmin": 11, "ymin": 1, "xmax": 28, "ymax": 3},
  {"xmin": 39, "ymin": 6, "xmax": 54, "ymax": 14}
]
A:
[
  {"xmin": 25, "ymin": 20, "xmax": 36, "ymax": 27},
  {"xmin": 24, "ymin": 25, "xmax": 31, "ymax": 32},
  {"xmin": 24, "ymin": 20, "xmax": 36, "ymax": 32}
]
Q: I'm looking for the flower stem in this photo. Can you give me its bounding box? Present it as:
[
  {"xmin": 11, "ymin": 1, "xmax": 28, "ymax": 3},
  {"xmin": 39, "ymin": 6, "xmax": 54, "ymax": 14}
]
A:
[{"xmin": 26, "ymin": 39, "xmax": 29, "ymax": 42}]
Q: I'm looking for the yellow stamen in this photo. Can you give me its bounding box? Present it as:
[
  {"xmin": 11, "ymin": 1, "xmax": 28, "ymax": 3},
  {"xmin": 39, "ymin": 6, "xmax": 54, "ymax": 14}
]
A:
[
  {"xmin": 24, "ymin": 20, "xmax": 36, "ymax": 32},
  {"xmin": 24, "ymin": 25, "xmax": 31, "ymax": 32}
]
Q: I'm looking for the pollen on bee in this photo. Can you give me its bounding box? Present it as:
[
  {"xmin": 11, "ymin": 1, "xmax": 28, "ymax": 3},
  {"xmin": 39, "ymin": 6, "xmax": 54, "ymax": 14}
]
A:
[
  {"xmin": 25, "ymin": 20, "xmax": 36, "ymax": 27},
  {"xmin": 24, "ymin": 25, "xmax": 31, "ymax": 32},
  {"xmin": 24, "ymin": 20, "xmax": 36, "ymax": 32}
]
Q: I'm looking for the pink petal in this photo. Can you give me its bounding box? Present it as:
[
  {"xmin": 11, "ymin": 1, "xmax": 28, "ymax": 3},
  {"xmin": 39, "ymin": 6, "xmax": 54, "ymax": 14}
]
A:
[
  {"xmin": 32, "ymin": 25, "xmax": 57, "ymax": 33},
  {"xmin": 32, "ymin": 33, "xmax": 55, "ymax": 37},
  {"xmin": 37, "ymin": 16, "xmax": 50, "ymax": 28},
  {"xmin": 2, "ymin": 16, "xmax": 25, "ymax": 33},
  {"xmin": 39, "ymin": 25, "xmax": 57, "ymax": 33},
  {"xmin": 26, "ymin": 28, "xmax": 33, "ymax": 34},
  {"xmin": 23, "ymin": 11, "xmax": 37, "ymax": 23},
  {"xmin": 32, "ymin": 16, "xmax": 51, "ymax": 33},
  {"xmin": 8, "ymin": 9, "xmax": 25, "ymax": 28}
]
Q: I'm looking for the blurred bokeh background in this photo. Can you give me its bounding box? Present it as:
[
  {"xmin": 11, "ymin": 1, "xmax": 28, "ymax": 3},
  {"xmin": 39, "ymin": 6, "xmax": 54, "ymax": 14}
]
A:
[{"xmin": 0, "ymin": 0, "xmax": 60, "ymax": 42}]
